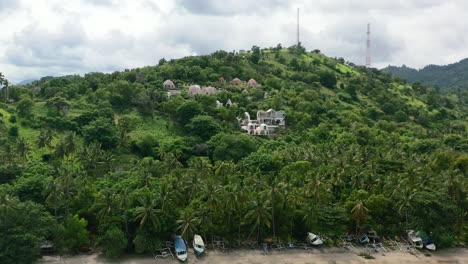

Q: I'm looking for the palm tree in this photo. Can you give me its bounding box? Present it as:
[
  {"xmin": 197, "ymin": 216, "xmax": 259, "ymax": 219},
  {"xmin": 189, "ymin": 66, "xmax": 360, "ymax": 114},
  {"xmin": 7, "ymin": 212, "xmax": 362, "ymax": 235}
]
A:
[
  {"xmin": 133, "ymin": 188, "xmax": 161, "ymax": 231},
  {"xmin": 37, "ymin": 129, "xmax": 54, "ymax": 149},
  {"xmin": 203, "ymin": 178, "xmax": 220, "ymax": 242},
  {"xmin": 351, "ymin": 200, "xmax": 369, "ymax": 235},
  {"xmin": 94, "ymin": 189, "xmax": 120, "ymax": 221},
  {"xmin": 396, "ymin": 187, "xmax": 417, "ymax": 228},
  {"xmin": 158, "ymin": 182, "xmax": 177, "ymax": 213},
  {"xmin": 221, "ymin": 183, "xmax": 238, "ymax": 236},
  {"xmin": 261, "ymin": 173, "xmax": 284, "ymax": 242},
  {"xmin": 44, "ymin": 178, "xmax": 63, "ymax": 219},
  {"xmin": 244, "ymin": 197, "xmax": 272, "ymax": 243},
  {"xmin": 62, "ymin": 131, "xmax": 77, "ymax": 156},
  {"xmin": 0, "ymin": 142, "xmax": 16, "ymax": 165},
  {"xmin": 177, "ymin": 207, "xmax": 200, "ymax": 240},
  {"xmin": 0, "ymin": 192, "xmax": 18, "ymax": 217},
  {"xmin": 284, "ymin": 187, "xmax": 303, "ymax": 241},
  {"xmin": 117, "ymin": 186, "xmax": 131, "ymax": 235},
  {"xmin": 56, "ymin": 165, "xmax": 78, "ymax": 215},
  {"xmin": 16, "ymin": 137, "xmax": 31, "ymax": 161}
]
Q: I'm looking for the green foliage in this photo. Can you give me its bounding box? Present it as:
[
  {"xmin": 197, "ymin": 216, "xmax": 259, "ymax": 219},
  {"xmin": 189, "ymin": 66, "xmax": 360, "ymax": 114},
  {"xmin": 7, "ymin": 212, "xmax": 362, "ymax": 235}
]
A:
[
  {"xmin": 319, "ymin": 71, "xmax": 337, "ymax": 88},
  {"xmin": 186, "ymin": 115, "xmax": 221, "ymax": 140},
  {"xmin": 98, "ymin": 225, "xmax": 127, "ymax": 258},
  {"xmin": 8, "ymin": 125, "xmax": 18, "ymax": 137},
  {"xmin": 176, "ymin": 100, "xmax": 204, "ymax": 123},
  {"xmin": 0, "ymin": 194, "xmax": 57, "ymax": 264},
  {"xmin": 82, "ymin": 117, "xmax": 119, "ymax": 149},
  {"xmin": 208, "ymin": 133, "xmax": 257, "ymax": 162},
  {"xmin": 0, "ymin": 49, "xmax": 466, "ymax": 255},
  {"xmin": 16, "ymin": 98, "xmax": 34, "ymax": 119},
  {"xmin": 63, "ymin": 215, "xmax": 89, "ymax": 252},
  {"xmin": 384, "ymin": 60, "xmax": 468, "ymax": 91}
]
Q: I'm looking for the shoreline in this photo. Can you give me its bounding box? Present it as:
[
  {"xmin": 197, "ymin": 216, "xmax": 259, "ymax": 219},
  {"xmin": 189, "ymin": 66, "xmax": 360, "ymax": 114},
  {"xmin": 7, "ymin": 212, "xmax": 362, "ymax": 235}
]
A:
[{"xmin": 38, "ymin": 247, "xmax": 468, "ymax": 264}]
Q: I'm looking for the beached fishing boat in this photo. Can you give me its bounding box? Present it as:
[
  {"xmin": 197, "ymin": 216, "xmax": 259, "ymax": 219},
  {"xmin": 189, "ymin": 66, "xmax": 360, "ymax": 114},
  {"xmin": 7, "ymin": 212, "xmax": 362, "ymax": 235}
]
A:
[
  {"xmin": 306, "ymin": 232, "xmax": 323, "ymax": 246},
  {"xmin": 193, "ymin": 234, "xmax": 205, "ymax": 255},
  {"xmin": 417, "ymin": 231, "xmax": 436, "ymax": 251},
  {"xmin": 174, "ymin": 236, "xmax": 188, "ymax": 261},
  {"xmin": 407, "ymin": 230, "xmax": 423, "ymax": 249},
  {"xmin": 358, "ymin": 234, "xmax": 369, "ymax": 244}
]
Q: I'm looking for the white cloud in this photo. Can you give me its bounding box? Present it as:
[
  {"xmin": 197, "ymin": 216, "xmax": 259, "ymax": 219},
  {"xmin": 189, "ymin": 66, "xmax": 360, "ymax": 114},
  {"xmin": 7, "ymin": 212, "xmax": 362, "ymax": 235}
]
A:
[{"xmin": 0, "ymin": 0, "xmax": 467, "ymax": 83}]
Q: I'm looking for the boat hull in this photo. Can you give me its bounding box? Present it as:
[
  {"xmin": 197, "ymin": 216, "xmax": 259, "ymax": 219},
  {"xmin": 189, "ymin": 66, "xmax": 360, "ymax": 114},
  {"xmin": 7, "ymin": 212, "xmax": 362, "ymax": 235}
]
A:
[
  {"xmin": 193, "ymin": 234, "xmax": 205, "ymax": 256},
  {"xmin": 194, "ymin": 248, "xmax": 204, "ymax": 256},
  {"xmin": 425, "ymin": 244, "xmax": 436, "ymax": 251},
  {"xmin": 174, "ymin": 236, "xmax": 188, "ymax": 262},
  {"xmin": 306, "ymin": 233, "xmax": 324, "ymax": 246}
]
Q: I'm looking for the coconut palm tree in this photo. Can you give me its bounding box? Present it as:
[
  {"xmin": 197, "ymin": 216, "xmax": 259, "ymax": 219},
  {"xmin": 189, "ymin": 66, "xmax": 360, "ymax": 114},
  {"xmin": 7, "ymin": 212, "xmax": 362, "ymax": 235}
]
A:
[
  {"xmin": 37, "ymin": 129, "xmax": 54, "ymax": 149},
  {"xmin": 62, "ymin": 131, "xmax": 77, "ymax": 156},
  {"xmin": 351, "ymin": 200, "xmax": 369, "ymax": 235},
  {"xmin": 177, "ymin": 207, "xmax": 200, "ymax": 240},
  {"xmin": 94, "ymin": 189, "xmax": 120, "ymax": 221},
  {"xmin": 244, "ymin": 196, "xmax": 272, "ymax": 243},
  {"xmin": 44, "ymin": 178, "xmax": 63, "ymax": 219},
  {"xmin": 261, "ymin": 173, "xmax": 284, "ymax": 242},
  {"xmin": 16, "ymin": 137, "xmax": 31, "ymax": 161},
  {"xmin": 0, "ymin": 192, "xmax": 18, "ymax": 218},
  {"xmin": 133, "ymin": 188, "xmax": 161, "ymax": 231}
]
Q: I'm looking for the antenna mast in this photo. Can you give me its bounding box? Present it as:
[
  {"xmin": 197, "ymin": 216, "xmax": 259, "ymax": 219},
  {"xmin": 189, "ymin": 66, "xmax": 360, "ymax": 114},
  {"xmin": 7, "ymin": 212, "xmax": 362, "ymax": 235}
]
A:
[
  {"xmin": 297, "ymin": 8, "xmax": 300, "ymax": 46},
  {"xmin": 366, "ymin": 23, "xmax": 371, "ymax": 67}
]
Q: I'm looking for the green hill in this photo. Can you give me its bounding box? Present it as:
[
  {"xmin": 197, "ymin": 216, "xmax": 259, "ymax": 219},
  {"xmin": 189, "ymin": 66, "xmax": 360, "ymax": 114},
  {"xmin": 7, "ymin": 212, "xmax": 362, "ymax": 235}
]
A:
[
  {"xmin": 383, "ymin": 58, "xmax": 468, "ymax": 91},
  {"xmin": 1, "ymin": 45, "xmax": 467, "ymax": 262}
]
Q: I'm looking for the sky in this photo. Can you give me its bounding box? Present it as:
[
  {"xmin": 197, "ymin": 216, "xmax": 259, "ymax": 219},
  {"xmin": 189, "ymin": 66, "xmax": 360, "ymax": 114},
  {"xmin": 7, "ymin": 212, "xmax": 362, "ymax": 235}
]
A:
[{"xmin": 1, "ymin": 0, "xmax": 468, "ymax": 83}]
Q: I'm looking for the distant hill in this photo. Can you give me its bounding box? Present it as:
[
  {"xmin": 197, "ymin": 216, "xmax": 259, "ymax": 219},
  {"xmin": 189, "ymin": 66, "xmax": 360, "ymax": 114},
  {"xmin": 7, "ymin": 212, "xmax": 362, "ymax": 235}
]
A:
[
  {"xmin": 383, "ymin": 58, "xmax": 468, "ymax": 91},
  {"xmin": 15, "ymin": 79, "xmax": 36, "ymax": 86}
]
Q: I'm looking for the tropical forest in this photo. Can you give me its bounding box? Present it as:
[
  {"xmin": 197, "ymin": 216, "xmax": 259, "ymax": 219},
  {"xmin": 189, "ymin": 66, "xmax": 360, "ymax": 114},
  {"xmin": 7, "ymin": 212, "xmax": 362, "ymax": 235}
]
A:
[{"xmin": 0, "ymin": 45, "xmax": 467, "ymax": 263}]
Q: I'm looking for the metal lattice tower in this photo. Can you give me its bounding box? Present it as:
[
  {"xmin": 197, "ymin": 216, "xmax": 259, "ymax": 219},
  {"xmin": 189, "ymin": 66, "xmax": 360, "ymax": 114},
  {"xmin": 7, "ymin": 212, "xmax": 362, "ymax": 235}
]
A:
[
  {"xmin": 366, "ymin": 23, "xmax": 371, "ymax": 67},
  {"xmin": 297, "ymin": 8, "xmax": 300, "ymax": 46}
]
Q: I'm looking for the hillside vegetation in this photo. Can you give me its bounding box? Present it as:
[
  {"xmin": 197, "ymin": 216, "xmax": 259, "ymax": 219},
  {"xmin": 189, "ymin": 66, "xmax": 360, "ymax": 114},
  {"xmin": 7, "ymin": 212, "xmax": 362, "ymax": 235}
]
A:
[
  {"xmin": 384, "ymin": 59, "xmax": 468, "ymax": 91},
  {"xmin": 0, "ymin": 45, "xmax": 467, "ymax": 263}
]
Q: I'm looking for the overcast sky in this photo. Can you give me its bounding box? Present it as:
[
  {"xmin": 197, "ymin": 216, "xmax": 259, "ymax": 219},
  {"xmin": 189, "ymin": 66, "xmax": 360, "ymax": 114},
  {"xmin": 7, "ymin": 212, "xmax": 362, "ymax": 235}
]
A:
[{"xmin": 1, "ymin": 0, "xmax": 468, "ymax": 83}]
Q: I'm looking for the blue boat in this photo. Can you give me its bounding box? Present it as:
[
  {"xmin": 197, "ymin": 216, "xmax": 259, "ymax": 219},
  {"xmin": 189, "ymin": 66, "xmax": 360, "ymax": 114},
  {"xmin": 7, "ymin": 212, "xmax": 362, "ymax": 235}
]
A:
[{"xmin": 174, "ymin": 236, "xmax": 188, "ymax": 261}]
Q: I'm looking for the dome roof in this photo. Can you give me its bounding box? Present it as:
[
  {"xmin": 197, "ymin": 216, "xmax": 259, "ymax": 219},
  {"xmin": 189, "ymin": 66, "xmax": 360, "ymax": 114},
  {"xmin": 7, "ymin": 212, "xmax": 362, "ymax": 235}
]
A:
[
  {"xmin": 202, "ymin": 86, "xmax": 218, "ymax": 95},
  {"xmin": 163, "ymin": 79, "xmax": 175, "ymax": 88},
  {"xmin": 231, "ymin": 77, "xmax": 242, "ymax": 85},
  {"xmin": 247, "ymin": 79, "xmax": 258, "ymax": 86},
  {"xmin": 188, "ymin": 85, "xmax": 202, "ymax": 95},
  {"xmin": 242, "ymin": 89, "xmax": 249, "ymax": 94}
]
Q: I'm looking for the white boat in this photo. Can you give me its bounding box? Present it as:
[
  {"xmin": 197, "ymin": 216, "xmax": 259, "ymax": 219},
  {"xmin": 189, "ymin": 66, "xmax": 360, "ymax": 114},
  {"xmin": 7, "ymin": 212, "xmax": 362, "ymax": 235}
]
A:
[
  {"xmin": 193, "ymin": 234, "xmax": 205, "ymax": 255},
  {"xmin": 174, "ymin": 236, "xmax": 188, "ymax": 261},
  {"xmin": 407, "ymin": 230, "xmax": 423, "ymax": 249},
  {"xmin": 306, "ymin": 232, "xmax": 323, "ymax": 246},
  {"xmin": 425, "ymin": 243, "xmax": 436, "ymax": 251},
  {"xmin": 416, "ymin": 231, "xmax": 436, "ymax": 251}
]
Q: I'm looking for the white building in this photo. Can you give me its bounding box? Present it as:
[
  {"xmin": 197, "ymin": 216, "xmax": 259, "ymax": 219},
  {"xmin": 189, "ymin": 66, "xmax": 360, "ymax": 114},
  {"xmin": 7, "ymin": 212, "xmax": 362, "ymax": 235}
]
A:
[{"xmin": 240, "ymin": 109, "xmax": 285, "ymax": 135}]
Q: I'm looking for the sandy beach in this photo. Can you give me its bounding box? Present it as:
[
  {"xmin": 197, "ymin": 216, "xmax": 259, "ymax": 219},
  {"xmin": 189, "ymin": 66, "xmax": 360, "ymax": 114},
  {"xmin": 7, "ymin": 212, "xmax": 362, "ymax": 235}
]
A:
[{"xmin": 38, "ymin": 247, "xmax": 468, "ymax": 264}]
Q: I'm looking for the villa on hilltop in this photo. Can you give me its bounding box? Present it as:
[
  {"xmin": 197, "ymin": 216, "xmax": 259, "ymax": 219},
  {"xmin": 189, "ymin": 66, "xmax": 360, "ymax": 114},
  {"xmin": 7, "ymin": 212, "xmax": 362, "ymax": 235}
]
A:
[{"xmin": 240, "ymin": 109, "xmax": 285, "ymax": 135}]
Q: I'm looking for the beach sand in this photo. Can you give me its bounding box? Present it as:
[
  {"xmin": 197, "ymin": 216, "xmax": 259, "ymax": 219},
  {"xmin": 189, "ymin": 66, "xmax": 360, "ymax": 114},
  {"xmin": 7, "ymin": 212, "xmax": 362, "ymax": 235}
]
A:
[{"xmin": 38, "ymin": 247, "xmax": 468, "ymax": 264}]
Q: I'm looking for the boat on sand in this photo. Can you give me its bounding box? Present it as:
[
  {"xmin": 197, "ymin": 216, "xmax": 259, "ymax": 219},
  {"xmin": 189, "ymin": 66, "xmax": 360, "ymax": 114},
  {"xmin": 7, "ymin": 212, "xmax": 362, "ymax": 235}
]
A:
[
  {"xmin": 193, "ymin": 234, "xmax": 205, "ymax": 256},
  {"xmin": 306, "ymin": 232, "xmax": 323, "ymax": 246},
  {"xmin": 174, "ymin": 236, "xmax": 188, "ymax": 261}
]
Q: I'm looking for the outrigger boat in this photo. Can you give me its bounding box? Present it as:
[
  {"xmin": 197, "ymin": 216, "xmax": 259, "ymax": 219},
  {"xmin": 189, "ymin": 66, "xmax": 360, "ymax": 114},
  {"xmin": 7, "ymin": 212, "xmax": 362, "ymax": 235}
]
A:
[
  {"xmin": 407, "ymin": 230, "xmax": 423, "ymax": 249},
  {"xmin": 306, "ymin": 232, "xmax": 323, "ymax": 246},
  {"xmin": 174, "ymin": 236, "xmax": 188, "ymax": 261},
  {"xmin": 193, "ymin": 234, "xmax": 205, "ymax": 256}
]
